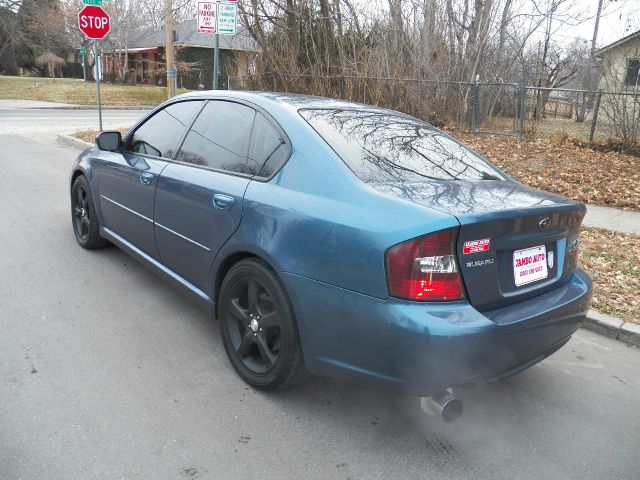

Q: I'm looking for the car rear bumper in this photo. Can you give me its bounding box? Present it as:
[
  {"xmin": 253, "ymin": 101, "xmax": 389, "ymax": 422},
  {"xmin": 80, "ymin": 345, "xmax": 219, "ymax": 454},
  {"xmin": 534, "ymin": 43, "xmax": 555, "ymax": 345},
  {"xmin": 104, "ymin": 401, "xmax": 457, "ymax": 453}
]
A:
[{"xmin": 282, "ymin": 269, "xmax": 592, "ymax": 396}]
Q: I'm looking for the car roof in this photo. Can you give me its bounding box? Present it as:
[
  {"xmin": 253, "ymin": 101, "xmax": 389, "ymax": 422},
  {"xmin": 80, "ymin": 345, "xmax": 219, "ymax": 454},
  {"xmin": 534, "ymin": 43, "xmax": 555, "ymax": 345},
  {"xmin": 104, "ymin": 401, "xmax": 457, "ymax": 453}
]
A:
[{"xmin": 175, "ymin": 90, "xmax": 405, "ymax": 117}]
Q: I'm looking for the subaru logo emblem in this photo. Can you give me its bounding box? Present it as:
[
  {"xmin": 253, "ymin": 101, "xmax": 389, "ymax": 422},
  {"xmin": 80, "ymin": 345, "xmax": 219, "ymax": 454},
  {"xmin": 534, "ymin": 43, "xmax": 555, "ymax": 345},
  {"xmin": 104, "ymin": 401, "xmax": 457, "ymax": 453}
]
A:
[{"xmin": 538, "ymin": 218, "xmax": 550, "ymax": 230}]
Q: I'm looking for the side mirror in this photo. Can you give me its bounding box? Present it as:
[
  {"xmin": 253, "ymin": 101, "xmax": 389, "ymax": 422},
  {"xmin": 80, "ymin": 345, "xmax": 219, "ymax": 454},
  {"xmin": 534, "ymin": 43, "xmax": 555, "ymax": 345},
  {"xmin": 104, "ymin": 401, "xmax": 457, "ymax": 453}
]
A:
[{"xmin": 96, "ymin": 131, "xmax": 122, "ymax": 152}]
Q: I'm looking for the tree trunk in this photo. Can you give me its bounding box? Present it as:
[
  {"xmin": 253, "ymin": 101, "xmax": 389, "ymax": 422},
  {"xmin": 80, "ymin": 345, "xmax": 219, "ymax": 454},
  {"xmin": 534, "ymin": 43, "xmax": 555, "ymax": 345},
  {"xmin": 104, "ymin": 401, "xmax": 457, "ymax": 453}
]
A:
[
  {"xmin": 286, "ymin": 0, "xmax": 299, "ymax": 77},
  {"xmin": 388, "ymin": 0, "xmax": 404, "ymax": 62},
  {"xmin": 319, "ymin": 0, "xmax": 337, "ymax": 75}
]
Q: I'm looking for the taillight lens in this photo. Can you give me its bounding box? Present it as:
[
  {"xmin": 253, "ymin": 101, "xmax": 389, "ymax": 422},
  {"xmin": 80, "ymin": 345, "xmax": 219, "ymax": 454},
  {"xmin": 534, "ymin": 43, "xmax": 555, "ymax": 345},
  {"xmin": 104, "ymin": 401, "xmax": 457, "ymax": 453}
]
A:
[{"xmin": 385, "ymin": 229, "xmax": 465, "ymax": 301}]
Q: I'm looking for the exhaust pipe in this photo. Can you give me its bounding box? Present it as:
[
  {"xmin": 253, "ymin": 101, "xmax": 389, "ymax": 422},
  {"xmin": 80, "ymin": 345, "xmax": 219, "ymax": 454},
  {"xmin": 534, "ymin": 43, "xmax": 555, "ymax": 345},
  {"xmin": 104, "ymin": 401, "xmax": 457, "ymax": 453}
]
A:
[{"xmin": 420, "ymin": 389, "xmax": 463, "ymax": 422}]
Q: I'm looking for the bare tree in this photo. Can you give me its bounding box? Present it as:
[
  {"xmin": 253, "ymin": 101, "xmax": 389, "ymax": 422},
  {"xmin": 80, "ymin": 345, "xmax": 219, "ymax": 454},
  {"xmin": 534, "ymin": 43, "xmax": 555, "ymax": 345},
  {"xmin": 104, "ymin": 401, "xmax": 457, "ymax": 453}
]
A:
[
  {"xmin": 102, "ymin": 0, "xmax": 144, "ymax": 82},
  {"xmin": 36, "ymin": 51, "xmax": 65, "ymax": 78}
]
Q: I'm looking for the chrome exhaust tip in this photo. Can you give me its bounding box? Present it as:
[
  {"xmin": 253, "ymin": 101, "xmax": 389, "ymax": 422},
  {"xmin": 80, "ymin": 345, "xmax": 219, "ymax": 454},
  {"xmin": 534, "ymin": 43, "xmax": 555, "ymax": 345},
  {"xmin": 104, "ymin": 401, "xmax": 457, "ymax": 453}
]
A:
[{"xmin": 420, "ymin": 389, "xmax": 463, "ymax": 422}]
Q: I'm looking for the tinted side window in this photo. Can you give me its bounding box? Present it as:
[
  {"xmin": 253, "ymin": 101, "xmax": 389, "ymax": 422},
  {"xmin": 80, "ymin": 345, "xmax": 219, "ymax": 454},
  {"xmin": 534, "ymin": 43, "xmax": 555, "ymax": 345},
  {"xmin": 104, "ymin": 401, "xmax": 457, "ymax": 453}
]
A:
[
  {"xmin": 259, "ymin": 146, "xmax": 289, "ymax": 178},
  {"xmin": 177, "ymin": 101, "xmax": 256, "ymax": 173},
  {"xmin": 129, "ymin": 101, "xmax": 202, "ymax": 158},
  {"xmin": 248, "ymin": 113, "xmax": 288, "ymax": 177}
]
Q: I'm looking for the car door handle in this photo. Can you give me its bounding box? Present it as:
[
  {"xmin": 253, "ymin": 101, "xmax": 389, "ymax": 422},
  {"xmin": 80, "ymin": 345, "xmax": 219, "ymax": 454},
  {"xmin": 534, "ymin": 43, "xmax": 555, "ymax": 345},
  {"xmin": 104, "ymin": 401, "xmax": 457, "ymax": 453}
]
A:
[
  {"xmin": 212, "ymin": 194, "xmax": 235, "ymax": 210},
  {"xmin": 138, "ymin": 172, "xmax": 154, "ymax": 185}
]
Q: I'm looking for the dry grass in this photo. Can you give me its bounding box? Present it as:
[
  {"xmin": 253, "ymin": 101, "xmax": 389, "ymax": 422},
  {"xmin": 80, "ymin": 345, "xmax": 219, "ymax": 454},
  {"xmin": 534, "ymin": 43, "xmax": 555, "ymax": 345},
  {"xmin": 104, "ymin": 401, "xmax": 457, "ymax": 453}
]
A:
[
  {"xmin": 580, "ymin": 227, "xmax": 639, "ymax": 324},
  {"xmin": 0, "ymin": 75, "xmax": 189, "ymax": 106},
  {"xmin": 73, "ymin": 128, "xmax": 128, "ymax": 144},
  {"xmin": 450, "ymin": 131, "xmax": 640, "ymax": 211},
  {"xmin": 478, "ymin": 116, "xmax": 617, "ymax": 142}
]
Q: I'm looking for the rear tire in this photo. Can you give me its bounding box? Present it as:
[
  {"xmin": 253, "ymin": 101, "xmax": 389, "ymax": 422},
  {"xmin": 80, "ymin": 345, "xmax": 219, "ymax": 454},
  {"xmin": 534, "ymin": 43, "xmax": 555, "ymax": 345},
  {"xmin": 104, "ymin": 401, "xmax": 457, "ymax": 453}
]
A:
[
  {"xmin": 71, "ymin": 175, "xmax": 110, "ymax": 249},
  {"xmin": 219, "ymin": 258, "xmax": 307, "ymax": 390}
]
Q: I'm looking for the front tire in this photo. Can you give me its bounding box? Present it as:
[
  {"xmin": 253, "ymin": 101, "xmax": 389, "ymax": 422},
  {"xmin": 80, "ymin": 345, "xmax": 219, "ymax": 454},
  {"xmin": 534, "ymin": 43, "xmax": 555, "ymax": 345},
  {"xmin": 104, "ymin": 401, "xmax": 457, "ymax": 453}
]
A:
[
  {"xmin": 71, "ymin": 175, "xmax": 109, "ymax": 249},
  {"xmin": 219, "ymin": 258, "xmax": 307, "ymax": 390}
]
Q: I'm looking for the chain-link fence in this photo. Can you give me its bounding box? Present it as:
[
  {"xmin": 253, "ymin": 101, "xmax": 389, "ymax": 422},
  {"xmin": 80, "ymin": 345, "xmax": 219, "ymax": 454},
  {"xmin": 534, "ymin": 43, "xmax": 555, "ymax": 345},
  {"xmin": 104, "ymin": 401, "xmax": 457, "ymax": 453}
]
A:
[{"xmin": 228, "ymin": 73, "xmax": 640, "ymax": 145}]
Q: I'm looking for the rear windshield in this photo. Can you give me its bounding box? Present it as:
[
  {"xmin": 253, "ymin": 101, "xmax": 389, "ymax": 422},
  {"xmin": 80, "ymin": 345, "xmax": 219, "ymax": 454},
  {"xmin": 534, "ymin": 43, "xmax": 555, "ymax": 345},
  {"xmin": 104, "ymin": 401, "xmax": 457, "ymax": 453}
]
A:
[{"xmin": 299, "ymin": 109, "xmax": 505, "ymax": 183}]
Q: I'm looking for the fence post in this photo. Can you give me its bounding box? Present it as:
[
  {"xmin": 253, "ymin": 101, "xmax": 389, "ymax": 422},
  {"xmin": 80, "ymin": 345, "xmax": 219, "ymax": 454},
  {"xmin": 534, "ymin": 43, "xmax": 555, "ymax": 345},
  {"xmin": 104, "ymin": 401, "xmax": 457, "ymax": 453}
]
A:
[
  {"xmin": 517, "ymin": 85, "xmax": 526, "ymax": 140},
  {"xmin": 471, "ymin": 80, "xmax": 480, "ymax": 133},
  {"xmin": 588, "ymin": 90, "xmax": 603, "ymax": 147}
]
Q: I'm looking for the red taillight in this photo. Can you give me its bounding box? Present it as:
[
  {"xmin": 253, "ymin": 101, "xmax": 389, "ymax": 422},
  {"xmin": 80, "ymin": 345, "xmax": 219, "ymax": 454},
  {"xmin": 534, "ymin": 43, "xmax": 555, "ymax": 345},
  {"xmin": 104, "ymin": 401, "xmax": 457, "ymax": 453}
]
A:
[{"xmin": 385, "ymin": 229, "xmax": 466, "ymax": 301}]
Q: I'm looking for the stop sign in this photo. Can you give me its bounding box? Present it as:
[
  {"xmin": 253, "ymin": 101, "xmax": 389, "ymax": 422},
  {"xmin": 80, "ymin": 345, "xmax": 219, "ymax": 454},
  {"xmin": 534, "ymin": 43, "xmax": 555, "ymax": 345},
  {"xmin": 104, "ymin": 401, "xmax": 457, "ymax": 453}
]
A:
[{"xmin": 78, "ymin": 5, "xmax": 110, "ymax": 40}]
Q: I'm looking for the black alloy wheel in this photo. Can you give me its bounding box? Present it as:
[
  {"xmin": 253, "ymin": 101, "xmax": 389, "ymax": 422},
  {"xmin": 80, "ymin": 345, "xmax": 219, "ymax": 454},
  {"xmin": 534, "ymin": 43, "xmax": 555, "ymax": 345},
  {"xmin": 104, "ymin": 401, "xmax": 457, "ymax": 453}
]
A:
[
  {"xmin": 71, "ymin": 176, "xmax": 109, "ymax": 249},
  {"xmin": 219, "ymin": 258, "xmax": 307, "ymax": 389}
]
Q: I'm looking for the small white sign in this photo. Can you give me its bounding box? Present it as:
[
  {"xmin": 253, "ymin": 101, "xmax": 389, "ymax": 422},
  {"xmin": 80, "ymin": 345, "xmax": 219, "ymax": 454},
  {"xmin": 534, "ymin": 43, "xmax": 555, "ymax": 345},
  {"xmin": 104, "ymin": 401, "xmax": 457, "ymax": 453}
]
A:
[
  {"xmin": 217, "ymin": 2, "xmax": 237, "ymax": 35},
  {"xmin": 197, "ymin": 2, "xmax": 217, "ymax": 34},
  {"xmin": 513, "ymin": 245, "xmax": 548, "ymax": 287}
]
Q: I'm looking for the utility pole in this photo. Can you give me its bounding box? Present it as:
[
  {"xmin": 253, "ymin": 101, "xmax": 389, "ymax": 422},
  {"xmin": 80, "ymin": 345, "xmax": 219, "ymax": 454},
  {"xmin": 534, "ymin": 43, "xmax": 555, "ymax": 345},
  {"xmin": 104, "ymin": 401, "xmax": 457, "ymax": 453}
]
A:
[
  {"xmin": 591, "ymin": 0, "xmax": 604, "ymax": 56},
  {"xmin": 163, "ymin": 0, "xmax": 177, "ymax": 99}
]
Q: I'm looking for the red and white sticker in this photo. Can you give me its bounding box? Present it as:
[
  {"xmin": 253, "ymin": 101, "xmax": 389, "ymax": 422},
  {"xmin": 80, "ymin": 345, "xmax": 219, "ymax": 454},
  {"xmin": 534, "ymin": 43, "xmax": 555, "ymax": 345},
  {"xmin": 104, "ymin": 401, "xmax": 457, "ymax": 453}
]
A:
[{"xmin": 463, "ymin": 238, "xmax": 491, "ymax": 255}]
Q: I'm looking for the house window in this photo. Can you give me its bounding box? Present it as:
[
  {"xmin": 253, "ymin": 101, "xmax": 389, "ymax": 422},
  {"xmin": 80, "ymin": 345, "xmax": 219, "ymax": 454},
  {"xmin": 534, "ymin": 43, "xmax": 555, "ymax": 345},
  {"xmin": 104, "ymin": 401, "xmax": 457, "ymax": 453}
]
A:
[{"xmin": 624, "ymin": 59, "xmax": 640, "ymax": 87}]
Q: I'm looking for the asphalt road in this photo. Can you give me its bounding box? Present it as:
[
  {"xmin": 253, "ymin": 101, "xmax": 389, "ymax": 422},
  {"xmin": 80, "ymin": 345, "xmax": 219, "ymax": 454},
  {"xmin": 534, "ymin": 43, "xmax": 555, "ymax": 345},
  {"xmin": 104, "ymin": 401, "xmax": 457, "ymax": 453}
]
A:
[
  {"xmin": 1, "ymin": 115, "xmax": 639, "ymax": 480},
  {"xmin": 0, "ymin": 102, "xmax": 148, "ymax": 136}
]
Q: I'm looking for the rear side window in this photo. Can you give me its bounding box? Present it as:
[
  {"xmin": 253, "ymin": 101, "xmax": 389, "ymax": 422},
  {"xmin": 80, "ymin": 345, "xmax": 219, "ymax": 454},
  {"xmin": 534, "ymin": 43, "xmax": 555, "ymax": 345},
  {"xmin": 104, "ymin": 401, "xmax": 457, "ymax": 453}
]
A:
[
  {"xmin": 129, "ymin": 101, "xmax": 202, "ymax": 158},
  {"xmin": 299, "ymin": 109, "xmax": 505, "ymax": 183},
  {"xmin": 176, "ymin": 101, "xmax": 256, "ymax": 174},
  {"xmin": 248, "ymin": 113, "xmax": 288, "ymax": 177}
]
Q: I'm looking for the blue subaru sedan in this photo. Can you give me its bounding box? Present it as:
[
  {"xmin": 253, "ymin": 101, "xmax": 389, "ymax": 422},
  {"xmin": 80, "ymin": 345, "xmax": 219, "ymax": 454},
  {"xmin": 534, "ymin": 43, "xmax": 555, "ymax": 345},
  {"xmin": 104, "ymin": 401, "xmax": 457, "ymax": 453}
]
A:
[{"xmin": 70, "ymin": 91, "xmax": 592, "ymax": 409}]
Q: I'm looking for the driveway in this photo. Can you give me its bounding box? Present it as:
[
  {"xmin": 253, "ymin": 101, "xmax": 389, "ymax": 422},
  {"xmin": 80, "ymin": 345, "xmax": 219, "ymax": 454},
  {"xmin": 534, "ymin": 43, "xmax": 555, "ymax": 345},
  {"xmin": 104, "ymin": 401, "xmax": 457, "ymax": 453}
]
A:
[{"xmin": 0, "ymin": 127, "xmax": 638, "ymax": 480}]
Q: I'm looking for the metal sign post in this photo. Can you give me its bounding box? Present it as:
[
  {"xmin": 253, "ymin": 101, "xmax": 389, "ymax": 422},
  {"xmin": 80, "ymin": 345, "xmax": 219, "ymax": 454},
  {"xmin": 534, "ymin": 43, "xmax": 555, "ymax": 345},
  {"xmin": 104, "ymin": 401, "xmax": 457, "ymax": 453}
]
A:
[
  {"xmin": 78, "ymin": 4, "xmax": 109, "ymax": 131},
  {"xmin": 80, "ymin": 47, "xmax": 88, "ymax": 96},
  {"xmin": 80, "ymin": 46, "xmax": 87, "ymax": 82},
  {"xmin": 167, "ymin": 64, "xmax": 177, "ymax": 96},
  {"xmin": 93, "ymin": 40, "xmax": 103, "ymax": 131},
  {"xmin": 213, "ymin": 33, "xmax": 220, "ymax": 89}
]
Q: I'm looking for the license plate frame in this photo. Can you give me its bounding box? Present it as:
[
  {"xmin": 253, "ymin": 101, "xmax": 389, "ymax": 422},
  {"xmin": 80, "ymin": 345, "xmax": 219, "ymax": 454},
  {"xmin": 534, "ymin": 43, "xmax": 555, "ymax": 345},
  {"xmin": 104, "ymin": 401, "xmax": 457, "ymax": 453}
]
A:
[{"xmin": 513, "ymin": 245, "xmax": 548, "ymax": 287}]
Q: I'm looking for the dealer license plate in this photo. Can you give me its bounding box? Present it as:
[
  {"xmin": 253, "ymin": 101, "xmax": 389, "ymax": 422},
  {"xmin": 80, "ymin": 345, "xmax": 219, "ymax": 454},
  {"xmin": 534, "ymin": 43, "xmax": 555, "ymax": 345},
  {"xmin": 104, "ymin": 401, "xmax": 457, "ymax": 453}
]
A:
[{"xmin": 513, "ymin": 245, "xmax": 548, "ymax": 287}]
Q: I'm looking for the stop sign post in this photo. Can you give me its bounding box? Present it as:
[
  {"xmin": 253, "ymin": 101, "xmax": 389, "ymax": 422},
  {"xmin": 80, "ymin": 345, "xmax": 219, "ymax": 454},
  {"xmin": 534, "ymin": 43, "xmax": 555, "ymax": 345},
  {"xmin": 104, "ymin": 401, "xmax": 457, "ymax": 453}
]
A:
[{"xmin": 78, "ymin": 5, "xmax": 110, "ymax": 130}]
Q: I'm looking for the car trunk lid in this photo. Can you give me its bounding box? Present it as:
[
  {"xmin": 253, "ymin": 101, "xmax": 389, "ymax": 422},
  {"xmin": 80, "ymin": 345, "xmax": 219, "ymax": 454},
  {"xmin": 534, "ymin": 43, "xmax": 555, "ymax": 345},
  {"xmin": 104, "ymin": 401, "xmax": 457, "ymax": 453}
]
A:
[{"xmin": 371, "ymin": 180, "xmax": 584, "ymax": 310}]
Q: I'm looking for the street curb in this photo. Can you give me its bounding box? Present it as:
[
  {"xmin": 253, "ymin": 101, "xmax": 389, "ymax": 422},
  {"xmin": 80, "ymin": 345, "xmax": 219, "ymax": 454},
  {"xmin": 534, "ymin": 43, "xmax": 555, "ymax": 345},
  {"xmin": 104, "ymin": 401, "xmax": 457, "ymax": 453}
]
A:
[
  {"xmin": 618, "ymin": 323, "xmax": 640, "ymax": 348},
  {"xmin": 56, "ymin": 134, "xmax": 93, "ymax": 150},
  {"xmin": 583, "ymin": 310, "xmax": 639, "ymax": 347}
]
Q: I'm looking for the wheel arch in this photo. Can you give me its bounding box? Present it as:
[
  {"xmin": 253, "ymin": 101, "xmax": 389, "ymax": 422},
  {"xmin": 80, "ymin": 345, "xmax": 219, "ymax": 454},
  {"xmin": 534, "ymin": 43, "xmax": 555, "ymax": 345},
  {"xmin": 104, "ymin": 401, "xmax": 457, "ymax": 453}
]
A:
[
  {"xmin": 70, "ymin": 166, "xmax": 104, "ymax": 225},
  {"xmin": 70, "ymin": 168, "xmax": 86, "ymax": 190},
  {"xmin": 212, "ymin": 250, "xmax": 282, "ymax": 319}
]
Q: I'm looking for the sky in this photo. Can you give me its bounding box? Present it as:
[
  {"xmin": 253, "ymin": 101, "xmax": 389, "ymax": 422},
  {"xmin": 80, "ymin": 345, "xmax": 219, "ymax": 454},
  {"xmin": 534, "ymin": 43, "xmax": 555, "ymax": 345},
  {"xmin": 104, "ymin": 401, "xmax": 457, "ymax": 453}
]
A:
[{"xmin": 562, "ymin": 0, "xmax": 640, "ymax": 48}]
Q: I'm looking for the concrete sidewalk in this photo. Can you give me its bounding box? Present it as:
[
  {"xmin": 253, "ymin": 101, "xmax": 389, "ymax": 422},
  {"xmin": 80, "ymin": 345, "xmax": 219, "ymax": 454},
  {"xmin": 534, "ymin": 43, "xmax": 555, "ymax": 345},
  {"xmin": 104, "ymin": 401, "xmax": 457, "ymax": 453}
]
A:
[
  {"xmin": 0, "ymin": 99, "xmax": 150, "ymax": 110},
  {"xmin": 0, "ymin": 99, "xmax": 78, "ymax": 109},
  {"xmin": 581, "ymin": 204, "xmax": 638, "ymax": 346},
  {"xmin": 583, "ymin": 204, "xmax": 640, "ymax": 235}
]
